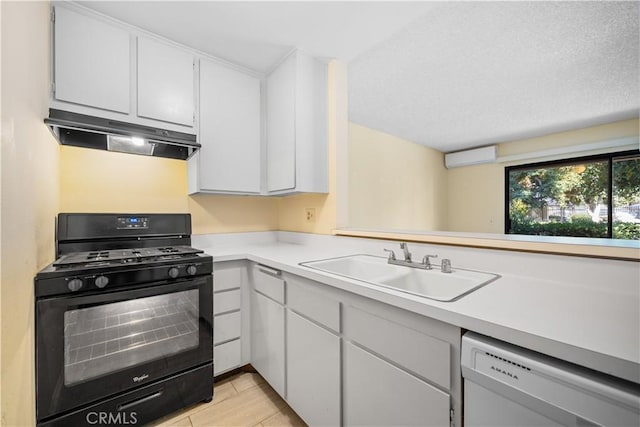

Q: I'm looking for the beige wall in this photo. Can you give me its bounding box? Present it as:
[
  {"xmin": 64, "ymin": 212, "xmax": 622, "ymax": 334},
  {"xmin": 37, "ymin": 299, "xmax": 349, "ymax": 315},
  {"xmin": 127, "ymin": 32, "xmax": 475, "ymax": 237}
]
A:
[
  {"xmin": 447, "ymin": 118, "xmax": 640, "ymax": 233},
  {"xmin": 447, "ymin": 163, "xmax": 505, "ymax": 233},
  {"xmin": 1, "ymin": 2, "xmax": 59, "ymax": 425},
  {"xmin": 348, "ymin": 123, "xmax": 448, "ymax": 230},
  {"xmin": 60, "ymin": 146, "xmax": 189, "ymax": 213},
  {"xmin": 190, "ymin": 195, "xmax": 279, "ymax": 234}
]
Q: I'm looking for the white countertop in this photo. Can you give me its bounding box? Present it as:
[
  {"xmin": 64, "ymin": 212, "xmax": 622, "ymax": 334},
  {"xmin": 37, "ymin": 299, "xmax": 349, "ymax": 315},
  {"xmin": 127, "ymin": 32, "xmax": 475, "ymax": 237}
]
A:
[{"xmin": 195, "ymin": 232, "xmax": 640, "ymax": 384}]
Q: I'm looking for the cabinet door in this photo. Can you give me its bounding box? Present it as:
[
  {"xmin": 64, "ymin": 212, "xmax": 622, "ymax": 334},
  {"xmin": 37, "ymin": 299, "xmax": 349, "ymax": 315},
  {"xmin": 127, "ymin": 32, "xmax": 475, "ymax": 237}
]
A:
[
  {"xmin": 287, "ymin": 311, "xmax": 340, "ymax": 427},
  {"xmin": 137, "ymin": 37, "xmax": 194, "ymax": 126},
  {"xmin": 344, "ymin": 342, "xmax": 450, "ymax": 427},
  {"xmin": 251, "ymin": 291, "xmax": 285, "ymax": 397},
  {"xmin": 199, "ymin": 59, "xmax": 261, "ymax": 193},
  {"xmin": 266, "ymin": 54, "xmax": 296, "ymax": 193},
  {"xmin": 54, "ymin": 6, "xmax": 130, "ymax": 113}
]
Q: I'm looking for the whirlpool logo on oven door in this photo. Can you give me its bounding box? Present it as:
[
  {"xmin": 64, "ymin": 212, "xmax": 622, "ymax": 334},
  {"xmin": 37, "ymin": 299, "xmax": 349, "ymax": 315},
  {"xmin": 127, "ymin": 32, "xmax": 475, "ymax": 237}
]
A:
[{"xmin": 133, "ymin": 374, "xmax": 149, "ymax": 383}]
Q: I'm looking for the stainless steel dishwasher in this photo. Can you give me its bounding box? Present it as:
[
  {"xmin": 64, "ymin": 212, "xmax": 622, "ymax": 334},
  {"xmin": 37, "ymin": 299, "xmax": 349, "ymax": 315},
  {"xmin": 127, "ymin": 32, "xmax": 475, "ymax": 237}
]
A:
[{"xmin": 461, "ymin": 332, "xmax": 640, "ymax": 426}]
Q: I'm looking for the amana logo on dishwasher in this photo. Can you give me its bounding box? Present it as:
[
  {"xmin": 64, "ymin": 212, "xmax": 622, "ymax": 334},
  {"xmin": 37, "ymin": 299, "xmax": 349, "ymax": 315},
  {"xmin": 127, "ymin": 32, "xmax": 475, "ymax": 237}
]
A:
[{"xmin": 491, "ymin": 365, "xmax": 519, "ymax": 380}]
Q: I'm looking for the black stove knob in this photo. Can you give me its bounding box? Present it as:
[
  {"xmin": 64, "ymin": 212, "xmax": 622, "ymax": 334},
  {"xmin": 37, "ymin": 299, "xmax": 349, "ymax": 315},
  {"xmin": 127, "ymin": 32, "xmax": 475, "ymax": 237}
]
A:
[
  {"xmin": 186, "ymin": 265, "xmax": 197, "ymax": 276},
  {"xmin": 168, "ymin": 267, "xmax": 180, "ymax": 279},
  {"xmin": 68, "ymin": 278, "xmax": 83, "ymax": 292},
  {"xmin": 95, "ymin": 275, "xmax": 109, "ymax": 288}
]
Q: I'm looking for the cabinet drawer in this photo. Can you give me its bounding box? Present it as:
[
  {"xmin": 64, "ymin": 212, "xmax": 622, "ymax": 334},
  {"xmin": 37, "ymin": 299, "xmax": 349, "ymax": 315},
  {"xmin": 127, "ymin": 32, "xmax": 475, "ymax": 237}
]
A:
[
  {"xmin": 253, "ymin": 265, "xmax": 285, "ymax": 304},
  {"xmin": 344, "ymin": 342, "xmax": 449, "ymax": 427},
  {"xmin": 214, "ymin": 311, "xmax": 241, "ymax": 345},
  {"xmin": 214, "ymin": 339, "xmax": 242, "ymax": 376},
  {"xmin": 214, "ymin": 267, "xmax": 242, "ymax": 292},
  {"xmin": 287, "ymin": 276, "xmax": 340, "ymax": 333},
  {"xmin": 345, "ymin": 306, "xmax": 451, "ymax": 390},
  {"xmin": 214, "ymin": 289, "xmax": 241, "ymax": 315}
]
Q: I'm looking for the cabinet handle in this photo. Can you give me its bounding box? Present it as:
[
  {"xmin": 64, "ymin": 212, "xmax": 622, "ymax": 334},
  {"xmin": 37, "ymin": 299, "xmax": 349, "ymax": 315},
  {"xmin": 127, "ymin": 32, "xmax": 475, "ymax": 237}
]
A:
[{"xmin": 257, "ymin": 265, "xmax": 281, "ymax": 277}]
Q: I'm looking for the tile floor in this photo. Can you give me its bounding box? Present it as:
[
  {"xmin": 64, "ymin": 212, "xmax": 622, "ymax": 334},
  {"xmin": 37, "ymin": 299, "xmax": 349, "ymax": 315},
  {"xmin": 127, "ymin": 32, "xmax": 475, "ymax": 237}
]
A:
[{"xmin": 150, "ymin": 371, "xmax": 307, "ymax": 427}]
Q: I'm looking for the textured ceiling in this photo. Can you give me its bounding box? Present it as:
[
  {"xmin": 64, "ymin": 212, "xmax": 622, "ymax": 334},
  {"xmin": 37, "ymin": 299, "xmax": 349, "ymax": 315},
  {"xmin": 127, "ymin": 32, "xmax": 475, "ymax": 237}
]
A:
[
  {"xmin": 77, "ymin": 1, "xmax": 436, "ymax": 73},
  {"xmin": 349, "ymin": 1, "xmax": 640, "ymax": 152}
]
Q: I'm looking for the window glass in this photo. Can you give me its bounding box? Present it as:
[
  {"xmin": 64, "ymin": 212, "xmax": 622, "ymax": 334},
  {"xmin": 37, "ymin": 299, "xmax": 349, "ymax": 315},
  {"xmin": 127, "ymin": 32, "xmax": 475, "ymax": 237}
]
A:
[
  {"xmin": 64, "ymin": 289, "xmax": 199, "ymax": 385},
  {"xmin": 506, "ymin": 151, "xmax": 640, "ymax": 240},
  {"xmin": 613, "ymin": 155, "xmax": 640, "ymax": 239}
]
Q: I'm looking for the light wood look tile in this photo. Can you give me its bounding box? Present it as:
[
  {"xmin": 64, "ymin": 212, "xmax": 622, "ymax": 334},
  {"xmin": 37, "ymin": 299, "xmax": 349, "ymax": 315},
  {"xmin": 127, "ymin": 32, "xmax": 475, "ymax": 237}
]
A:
[
  {"xmin": 259, "ymin": 405, "xmax": 307, "ymax": 427},
  {"xmin": 149, "ymin": 371, "xmax": 307, "ymax": 427},
  {"xmin": 190, "ymin": 382, "xmax": 286, "ymax": 427},
  {"xmin": 230, "ymin": 372, "xmax": 266, "ymax": 392},
  {"xmin": 161, "ymin": 416, "xmax": 193, "ymax": 427},
  {"xmin": 212, "ymin": 380, "xmax": 239, "ymax": 404}
]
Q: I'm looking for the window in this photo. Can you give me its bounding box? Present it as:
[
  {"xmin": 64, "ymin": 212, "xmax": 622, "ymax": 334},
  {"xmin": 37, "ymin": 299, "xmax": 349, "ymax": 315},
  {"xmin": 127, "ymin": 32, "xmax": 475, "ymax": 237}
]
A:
[{"xmin": 505, "ymin": 151, "xmax": 640, "ymax": 240}]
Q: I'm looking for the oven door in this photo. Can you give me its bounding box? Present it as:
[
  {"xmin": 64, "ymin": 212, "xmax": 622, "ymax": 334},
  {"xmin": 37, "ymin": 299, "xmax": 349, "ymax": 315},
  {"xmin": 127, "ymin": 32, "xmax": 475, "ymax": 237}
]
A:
[{"xmin": 36, "ymin": 276, "xmax": 213, "ymax": 421}]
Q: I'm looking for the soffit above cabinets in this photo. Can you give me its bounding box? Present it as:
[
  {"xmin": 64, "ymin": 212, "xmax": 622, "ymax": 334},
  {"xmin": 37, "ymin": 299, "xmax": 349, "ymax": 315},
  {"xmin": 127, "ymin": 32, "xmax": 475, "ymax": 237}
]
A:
[{"xmin": 76, "ymin": 1, "xmax": 436, "ymax": 74}]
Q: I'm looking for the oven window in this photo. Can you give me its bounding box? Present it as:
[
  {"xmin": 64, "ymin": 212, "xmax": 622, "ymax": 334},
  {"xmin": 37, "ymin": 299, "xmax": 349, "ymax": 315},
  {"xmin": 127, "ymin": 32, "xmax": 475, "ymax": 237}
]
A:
[{"xmin": 63, "ymin": 289, "xmax": 199, "ymax": 386}]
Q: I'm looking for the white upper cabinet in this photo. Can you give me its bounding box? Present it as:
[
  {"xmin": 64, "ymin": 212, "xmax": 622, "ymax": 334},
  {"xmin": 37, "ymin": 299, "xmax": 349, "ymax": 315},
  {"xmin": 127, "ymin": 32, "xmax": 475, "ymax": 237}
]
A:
[
  {"xmin": 193, "ymin": 59, "xmax": 261, "ymax": 194},
  {"xmin": 266, "ymin": 54, "xmax": 297, "ymax": 192},
  {"xmin": 53, "ymin": 6, "xmax": 130, "ymax": 113},
  {"xmin": 266, "ymin": 51, "xmax": 328, "ymax": 195},
  {"xmin": 51, "ymin": 4, "xmax": 196, "ymax": 133},
  {"xmin": 137, "ymin": 37, "xmax": 195, "ymax": 127}
]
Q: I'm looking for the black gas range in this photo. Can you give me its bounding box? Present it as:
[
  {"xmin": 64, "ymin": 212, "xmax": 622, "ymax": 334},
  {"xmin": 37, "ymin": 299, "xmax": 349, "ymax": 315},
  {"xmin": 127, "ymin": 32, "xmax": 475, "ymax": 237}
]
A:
[{"xmin": 35, "ymin": 213, "xmax": 213, "ymax": 426}]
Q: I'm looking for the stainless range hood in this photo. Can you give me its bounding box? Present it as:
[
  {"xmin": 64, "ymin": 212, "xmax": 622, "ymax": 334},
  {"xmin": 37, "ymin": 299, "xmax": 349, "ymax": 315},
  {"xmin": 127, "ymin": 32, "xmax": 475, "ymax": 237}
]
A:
[{"xmin": 45, "ymin": 109, "xmax": 200, "ymax": 160}]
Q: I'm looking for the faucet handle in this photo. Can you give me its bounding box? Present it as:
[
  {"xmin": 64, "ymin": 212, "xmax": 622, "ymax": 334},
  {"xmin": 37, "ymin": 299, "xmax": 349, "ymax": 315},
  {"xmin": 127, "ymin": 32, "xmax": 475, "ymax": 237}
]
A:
[
  {"xmin": 441, "ymin": 259, "xmax": 452, "ymax": 273},
  {"xmin": 383, "ymin": 249, "xmax": 396, "ymax": 261},
  {"xmin": 421, "ymin": 254, "xmax": 438, "ymax": 269}
]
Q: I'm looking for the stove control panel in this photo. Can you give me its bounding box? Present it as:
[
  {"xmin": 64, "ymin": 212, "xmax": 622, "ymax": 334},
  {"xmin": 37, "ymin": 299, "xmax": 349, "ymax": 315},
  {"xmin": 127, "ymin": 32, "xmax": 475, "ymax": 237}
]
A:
[{"xmin": 116, "ymin": 216, "xmax": 149, "ymax": 230}]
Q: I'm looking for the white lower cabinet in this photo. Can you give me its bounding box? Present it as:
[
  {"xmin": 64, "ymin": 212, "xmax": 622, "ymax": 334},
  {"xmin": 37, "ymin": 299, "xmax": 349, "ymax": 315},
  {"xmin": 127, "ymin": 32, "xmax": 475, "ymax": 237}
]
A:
[
  {"xmin": 213, "ymin": 262, "xmax": 246, "ymax": 376},
  {"xmin": 286, "ymin": 311, "xmax": 341, "ymax": 427},
  {"xmin": 248, "ymin": 266, "xmax": 462, "ymax": 427},
  {"xmin": 251, "ymin": 290, "xmax": 285, "ymax": 398},
  {"xmin": 344, "ymin": 342, "xmax": 450, "ymax": 427}
]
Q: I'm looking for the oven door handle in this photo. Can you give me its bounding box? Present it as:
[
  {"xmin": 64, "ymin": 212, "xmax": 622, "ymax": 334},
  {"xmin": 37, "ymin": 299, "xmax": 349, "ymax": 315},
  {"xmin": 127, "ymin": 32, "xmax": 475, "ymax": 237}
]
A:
[{"xmin": 117, "ymin": 390, "xmax": 164, "ymax": 411}]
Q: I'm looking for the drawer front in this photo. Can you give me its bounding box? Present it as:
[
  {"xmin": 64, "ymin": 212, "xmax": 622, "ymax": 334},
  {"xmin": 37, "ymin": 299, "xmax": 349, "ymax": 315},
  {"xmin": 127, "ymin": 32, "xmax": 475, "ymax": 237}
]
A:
[
  {"xmin": 345, "ymin": 305, "xmax": 451, "ymax": 390},
  {"xmin": 214, "ymin": 339, "xmax": 242, "ymax": 375},
  {"xmin": 253, "ymin": 265, "xmax": 285, "ymax": 304},
  {"xmin": 214, "ymin": 311, "xmax": 241, "ymax": 345},
  {"xmin": 214, "ymin": 266, "xmax": 242, "ymax": 292},
  {"xmin": 214, "ymin": 289, "xmax": 241, "ymax": 315},
  {"xmin": 287, "ymin": 276, "xmax": 340, "ymax": 333}
]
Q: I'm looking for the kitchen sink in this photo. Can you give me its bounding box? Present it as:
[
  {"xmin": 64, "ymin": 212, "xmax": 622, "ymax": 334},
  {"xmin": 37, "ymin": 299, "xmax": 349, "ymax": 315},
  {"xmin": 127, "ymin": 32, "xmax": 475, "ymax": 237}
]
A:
[{"xmin": 299, "ymin": 254, "xmax": 499, "ymax": 302}]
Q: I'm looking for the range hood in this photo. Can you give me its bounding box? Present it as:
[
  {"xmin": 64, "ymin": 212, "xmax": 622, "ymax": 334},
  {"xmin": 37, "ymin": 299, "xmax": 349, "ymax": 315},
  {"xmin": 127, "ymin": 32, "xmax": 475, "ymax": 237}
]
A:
[{"xmin": 45, "ymin": 109, "xmax": 200, "ymax": 160}]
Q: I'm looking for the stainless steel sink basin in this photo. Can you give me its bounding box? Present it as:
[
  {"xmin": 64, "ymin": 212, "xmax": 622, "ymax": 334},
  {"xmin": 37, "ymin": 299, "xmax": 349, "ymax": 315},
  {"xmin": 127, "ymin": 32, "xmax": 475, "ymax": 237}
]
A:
[{"xmin": 300, "ymin": 254, "xmax": 499, "ymax": 302}]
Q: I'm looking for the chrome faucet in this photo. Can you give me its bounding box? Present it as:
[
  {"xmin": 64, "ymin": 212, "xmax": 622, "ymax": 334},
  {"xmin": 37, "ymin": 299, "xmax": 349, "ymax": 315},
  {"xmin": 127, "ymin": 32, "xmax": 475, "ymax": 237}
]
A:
[
  {"xmin": 383, "ymin": 243, "xmax": 442, "ymax": 271},
  {"xmin": 399, "ymin": 242, "xmax": 412, "ymax": 263}
]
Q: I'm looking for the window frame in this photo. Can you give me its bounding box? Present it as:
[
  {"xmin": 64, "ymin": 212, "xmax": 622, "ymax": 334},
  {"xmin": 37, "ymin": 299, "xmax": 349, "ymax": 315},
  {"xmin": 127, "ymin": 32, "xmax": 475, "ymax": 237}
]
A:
[{"xmin": 504, "ymin": 149, "xmax": 639, "ymax": 238}]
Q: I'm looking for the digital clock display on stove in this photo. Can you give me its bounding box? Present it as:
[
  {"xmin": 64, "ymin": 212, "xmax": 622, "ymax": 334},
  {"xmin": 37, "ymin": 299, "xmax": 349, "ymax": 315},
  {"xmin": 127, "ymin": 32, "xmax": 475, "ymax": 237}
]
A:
[{"xmin": 116, "ymin": 216, "xmax": 149, "ymax": 229}]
